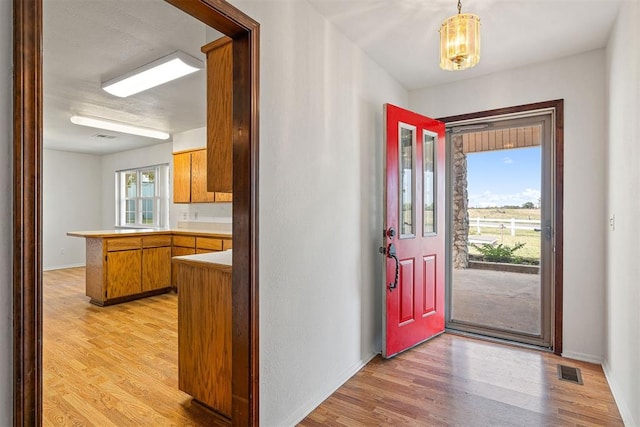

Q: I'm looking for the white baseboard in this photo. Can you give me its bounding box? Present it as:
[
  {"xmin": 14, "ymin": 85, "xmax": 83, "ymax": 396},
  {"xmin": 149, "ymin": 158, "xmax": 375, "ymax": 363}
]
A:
[
  {"xmin": 560, "ymin": 351, "xmax": 604, "ymax": 365},
  {"xmin": 285, "ymin": 352, "xmax": 379, "ymax": 426},
  {"xmin": 603, "ymin": 361, "xmax": 639, "ymax": 427},
  {"xmin": 43, "ymin": 263, "xmax": 85, "ymax": 272}
]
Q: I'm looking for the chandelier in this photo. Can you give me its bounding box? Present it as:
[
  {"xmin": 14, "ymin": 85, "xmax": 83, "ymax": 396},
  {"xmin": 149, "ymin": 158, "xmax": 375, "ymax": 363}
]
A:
[{"xmin": 439, "ymin": 0, "xmax": 481, "ymax": 71}]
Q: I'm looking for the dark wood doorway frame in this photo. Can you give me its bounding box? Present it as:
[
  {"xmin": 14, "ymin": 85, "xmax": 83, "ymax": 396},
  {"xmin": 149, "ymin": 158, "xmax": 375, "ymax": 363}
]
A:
[
  {"xmin": 439, "ymin": 99, "xmax": 564, "ymax": 354},
  {"xmin": 13, "ymin": 0, "xmax": 259, "ymax": 425}
]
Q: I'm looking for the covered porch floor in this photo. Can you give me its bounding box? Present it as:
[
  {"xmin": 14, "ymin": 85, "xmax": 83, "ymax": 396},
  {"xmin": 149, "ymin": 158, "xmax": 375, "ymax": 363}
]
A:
[{"xmin": 451, "ymin": 267, "xmax": 541, "ymax": 335}]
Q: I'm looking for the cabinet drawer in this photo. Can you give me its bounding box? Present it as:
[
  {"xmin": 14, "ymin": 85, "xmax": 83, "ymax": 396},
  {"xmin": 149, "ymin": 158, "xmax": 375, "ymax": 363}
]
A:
[
  {"xmin": 222, "ymin": 239, "xmax": 232, "ymax": 250},
  {"xmin": 107, "ymin": 237, "xmax": 142, "ymax": 252},
  {"xmin": 173, "ymin": 235, "xmax": 196, "ymax": 248},
  {"xmin": 172, "ymin": 246, "xmax": 196, "ymax": 257},
  {"xmin": 196, "ymin": 237, "xmax": 223, "ymax": 251},
  {"xmin": 142, "ymin": 235, "xmax": 172, "ymax": 248}
]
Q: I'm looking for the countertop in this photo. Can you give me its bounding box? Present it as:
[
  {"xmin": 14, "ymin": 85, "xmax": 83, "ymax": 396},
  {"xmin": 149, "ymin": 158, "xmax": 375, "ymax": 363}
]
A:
[
  {"xmin": 67, "ymin": 228, "xmax": 232, "ymax": 239},
  {"xmin": 172, "ymin": 250, "xmax": 232, "ymax": 272}
]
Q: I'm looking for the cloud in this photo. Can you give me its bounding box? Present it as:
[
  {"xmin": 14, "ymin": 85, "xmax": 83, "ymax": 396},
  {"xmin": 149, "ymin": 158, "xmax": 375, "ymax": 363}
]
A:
[
  {"xmin": 503, "ymin": 157, "xmax": 513, "ymax": 164},
  {"xmin": 468, "ymin": 188, "xmax": 541, "ymax": 208}
]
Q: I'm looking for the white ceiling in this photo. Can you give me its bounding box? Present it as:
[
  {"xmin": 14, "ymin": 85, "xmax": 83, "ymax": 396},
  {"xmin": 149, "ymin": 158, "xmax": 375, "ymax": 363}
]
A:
[
  {"xmin": 43, "ymin": 0, "xmax": 220, "ymax": 155},
  {"xmin": 43, "ymin": 0, "xmax": 624, "ymax": 155},
  {"xmin": 306, "ymin": 0, "xmax": 624, "ymax": 90}
]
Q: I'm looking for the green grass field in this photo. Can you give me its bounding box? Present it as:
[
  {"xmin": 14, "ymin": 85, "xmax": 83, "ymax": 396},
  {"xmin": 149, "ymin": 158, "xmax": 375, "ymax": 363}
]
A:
[{"xmin": 466, "ymin": 208, "xmax": 541, "ymax": 260}]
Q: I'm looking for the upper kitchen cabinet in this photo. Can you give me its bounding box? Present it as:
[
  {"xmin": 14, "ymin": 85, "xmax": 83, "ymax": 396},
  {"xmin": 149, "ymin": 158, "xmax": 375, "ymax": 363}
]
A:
[
  {"xmin": 173, "ymin": 151, "xmax": 193, "ymax": 203},
  {"xmin": 173, "ymin": 149, "xmax": 215, "ymax": 203},
  {"xmin": 174, "ymin": 149, "xmax": 232, "ymax": 203},
  {"xmin": 201, "ymin": 37, "xmax": 232, "ymax": 194}
]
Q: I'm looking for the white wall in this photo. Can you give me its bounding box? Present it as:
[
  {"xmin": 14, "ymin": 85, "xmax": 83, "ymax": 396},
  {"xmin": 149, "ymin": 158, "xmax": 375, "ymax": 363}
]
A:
[
  {"xmin": 410, "ymin": 50, "xmax": 608, "ymax": 362},
  {"xmin": 43, "ymin": 150, "xmax": 102, "ymax": 270},
  {"xmin": 173, "ymin": 126, "xmax": 206, "ymax": 152},
  {"xmin": 0, "ymin": 0, "xmax": 12, "ymax": 422},
  {"xmin": 605, "ymin": 3, "xmax": 640, "ymax": 426},
  {"xmin": 101, "ymin": 142, "xmax": 173, "ymax": 228},
  {"xmin": 230, "ymin": 1, "xmax": 407, "ymax": 425}
]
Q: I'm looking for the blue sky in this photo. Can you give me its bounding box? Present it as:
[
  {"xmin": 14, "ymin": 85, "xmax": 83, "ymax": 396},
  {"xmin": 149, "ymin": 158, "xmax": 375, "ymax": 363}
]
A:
[{"xmin": 467, "ymin": 146, "xmax": 541, "ymax": 208}]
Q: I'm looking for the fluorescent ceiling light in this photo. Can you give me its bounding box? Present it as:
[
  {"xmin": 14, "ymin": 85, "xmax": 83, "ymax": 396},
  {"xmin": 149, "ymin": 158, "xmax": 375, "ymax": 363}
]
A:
[
  {"xmin": 70, "ymin": 115, "xmax": 171, "ymax": 140},
  {"xmin": 101, "ymin": 51, "xmax": 203, "ymax": 98}
]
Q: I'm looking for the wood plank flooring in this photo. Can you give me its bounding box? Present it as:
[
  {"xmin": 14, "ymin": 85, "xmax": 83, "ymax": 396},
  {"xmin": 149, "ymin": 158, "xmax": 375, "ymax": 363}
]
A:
[
  {"xmin": 299, "ymin": 334, "xmax": 623, "ymax": 426},
  {"xmin": 45, "ymin": 267, "xmax": 623, "ymax": 426},
  {"xmin": 43, "ymin": 267, "xmax": 229, "ymax": 426}
]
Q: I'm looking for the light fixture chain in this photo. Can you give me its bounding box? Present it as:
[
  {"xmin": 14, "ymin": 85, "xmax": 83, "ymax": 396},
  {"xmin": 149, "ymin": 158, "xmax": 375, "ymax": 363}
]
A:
[{"xmin": 457, "ymin": 0, "xmax": 462, "ymax": 14}]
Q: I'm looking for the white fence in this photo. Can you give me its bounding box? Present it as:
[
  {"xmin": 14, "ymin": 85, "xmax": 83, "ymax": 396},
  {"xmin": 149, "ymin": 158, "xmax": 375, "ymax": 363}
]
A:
[{"xmin": 472, "ymin": 217, "xmax": 540, "ymax": 236}]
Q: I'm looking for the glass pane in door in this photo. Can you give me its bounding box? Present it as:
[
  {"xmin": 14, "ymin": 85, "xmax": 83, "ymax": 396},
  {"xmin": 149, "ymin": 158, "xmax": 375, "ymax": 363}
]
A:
[
  {"xmin": 423, "ymin": 132, "xmax": 436, "ymax": 235},
  {"xmin": 399, "ymin": 124, "xmax": 415, "ymax": 237}
]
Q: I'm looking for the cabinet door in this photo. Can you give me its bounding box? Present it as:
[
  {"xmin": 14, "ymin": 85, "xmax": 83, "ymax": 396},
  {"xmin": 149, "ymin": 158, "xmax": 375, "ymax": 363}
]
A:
[
  {"xmin": 202, "ymin": 37, "xmax": 233, "ymax": 194},
  {"xmin": 173, "ymin": 152, "xmax": 191, "ymax": 203},
  {"xmin": 172, "ymin": 246, "xmax": 197, "ymax": 287},
  {"xmin": 106, "ymin": 250, "xmax": 141, "ymax": 299},
  {"xmin": 191, "ymin": 149, "xmax": 216, "ymax": 203},
  {"xmin": 142, "ymin": 246, "xmax": 172, "ymax": 292}
]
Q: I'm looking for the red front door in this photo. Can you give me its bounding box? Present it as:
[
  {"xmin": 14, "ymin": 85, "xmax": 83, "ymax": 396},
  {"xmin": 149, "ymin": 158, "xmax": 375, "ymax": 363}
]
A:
[{"xmin": 382, "ymin": 104, "xmax": 446, "ymax": 358}]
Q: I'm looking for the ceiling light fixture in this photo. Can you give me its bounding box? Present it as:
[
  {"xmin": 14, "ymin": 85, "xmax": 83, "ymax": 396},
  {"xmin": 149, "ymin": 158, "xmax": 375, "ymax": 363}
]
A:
[
  {"xmin": 101, "ymin": 51, "xmax": 203, "ymax": 98},
  {"xmin": 439, "ymin": 0, "xmax": 481, "ymax": 71},
  {"xmin": 70, "ymin": 115, "xmax": 171, "ymax": 140}
]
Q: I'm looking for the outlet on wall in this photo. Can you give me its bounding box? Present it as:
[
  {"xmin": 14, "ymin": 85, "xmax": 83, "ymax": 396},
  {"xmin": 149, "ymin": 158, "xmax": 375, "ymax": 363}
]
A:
[{"xmin": 60, "ymin": 248, "xmax": 65, "ymax": 255}]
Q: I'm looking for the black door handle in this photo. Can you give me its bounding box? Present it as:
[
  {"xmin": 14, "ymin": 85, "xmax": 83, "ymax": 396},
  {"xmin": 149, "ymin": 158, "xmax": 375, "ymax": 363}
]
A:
[{"xmin": 386, "ymin": 243, "xmax": 399, "ymax": 292}]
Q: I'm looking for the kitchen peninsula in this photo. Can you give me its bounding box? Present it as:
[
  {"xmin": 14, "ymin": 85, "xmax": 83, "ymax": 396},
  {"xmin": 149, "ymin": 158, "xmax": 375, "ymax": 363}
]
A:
[{"xmin": 67, "ymin": 228, "xmax": 231, "ymax": 306}]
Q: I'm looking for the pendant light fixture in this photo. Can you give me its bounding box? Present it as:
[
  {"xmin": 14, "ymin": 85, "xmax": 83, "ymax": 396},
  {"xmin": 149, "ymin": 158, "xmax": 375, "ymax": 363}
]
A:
[{"xmin": 439, "ymin": 0, "xmax": 481, "ymax": 71}]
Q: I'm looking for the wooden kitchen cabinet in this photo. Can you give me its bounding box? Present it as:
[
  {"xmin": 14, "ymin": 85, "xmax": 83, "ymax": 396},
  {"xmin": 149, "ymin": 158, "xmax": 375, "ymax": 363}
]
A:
[
  {"xmin": 173, "ymin": 149, "xmax": 231, "ymax": 203},
  {"xmin": 191, "ymin": 149, "xmax": 215, "ymax": 203},
  {"xmin": 171, "ymin": 234, "xmax": 231, "ymax": 286},
  {"xmin": 142, "ymin": 235, "xmax": 172, "ymax": 292},
  {"xmin": 174, "ymin": 253, "xmax": 232, "ymax": 417},
  {"xmin": 173, "ymin": 151, "xmax": 192, "ymax": 203},
  {"xmin": 172, "ymin": 235, "xmax": 196, "ymax": 288},
  {"xmin": 201, "ymin": 37, "xmax": 233, "ymax": 195},
  {"xmin": 69, "ymin": 230, "xmax": 232, "ymax": 305},
  {"xmin": 84, "ymin": 235, "xmax": 172, "ymax": 306},
  {"xmin": 173, "ymin": 149, "xmax": 215, "ymax": 203},
  {"xmin": 106, "ymin": 249, "xmax": 141, "ymax": 299}
]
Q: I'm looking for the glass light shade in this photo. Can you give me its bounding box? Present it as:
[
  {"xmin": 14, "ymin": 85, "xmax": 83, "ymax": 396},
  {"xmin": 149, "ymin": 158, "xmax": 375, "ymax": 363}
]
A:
[{"xmin": 439, "ymin": 13, "xmax": 481, "ymax": 71}]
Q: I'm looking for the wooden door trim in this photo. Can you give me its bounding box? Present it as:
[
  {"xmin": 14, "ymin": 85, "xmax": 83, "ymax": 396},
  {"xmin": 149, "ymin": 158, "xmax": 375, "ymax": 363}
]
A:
[
  {"xmin": 438, "ymin": 99, "xmax": 564, "ymax": 355},
  {"xmin": 12, "ymin": 0, "xmax": 260, "ymax": 425}
]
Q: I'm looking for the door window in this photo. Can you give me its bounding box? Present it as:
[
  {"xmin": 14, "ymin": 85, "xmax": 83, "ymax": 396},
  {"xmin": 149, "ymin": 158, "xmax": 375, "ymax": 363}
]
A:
[
  {"xmin": 399, "ymin": 123, "xmax": 416, "ymax": 238},
  {"xmin": 423, "ymin": 131, "xmax": 437, "ymax": 235}
]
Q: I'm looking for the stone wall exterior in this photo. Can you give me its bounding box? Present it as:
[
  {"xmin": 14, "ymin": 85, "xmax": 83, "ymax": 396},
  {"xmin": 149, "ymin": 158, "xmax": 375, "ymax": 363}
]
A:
[{"xmin": 452, "ymin": 134, "xmax": 469, "ymax": 268}]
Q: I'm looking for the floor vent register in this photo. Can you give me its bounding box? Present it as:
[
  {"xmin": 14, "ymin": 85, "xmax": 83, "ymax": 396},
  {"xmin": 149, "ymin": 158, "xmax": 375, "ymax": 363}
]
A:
[{"xmin": 557, "ymin": 364, "xmax": 583, "ymax": 385}]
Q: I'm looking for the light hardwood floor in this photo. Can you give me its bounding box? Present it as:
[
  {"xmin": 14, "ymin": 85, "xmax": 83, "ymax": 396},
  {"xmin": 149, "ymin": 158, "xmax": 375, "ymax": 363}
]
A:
[
  {"xmin": 300, "ymin": 334, "xmax": 623, "ymax": 426},
  {"xmin": 43, "ymin": 267, "xmax": 228, "ymax": 426},
  {"xmin": 45, "ymin": 268, "xmax": 623, "ymax": 426}
]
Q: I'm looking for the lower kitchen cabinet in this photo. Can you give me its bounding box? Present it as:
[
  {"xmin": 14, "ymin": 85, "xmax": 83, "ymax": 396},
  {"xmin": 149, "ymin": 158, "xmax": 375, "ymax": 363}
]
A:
[
  {"xmin": 70, "ymin": 231, "xmax": 232, "ymax": 305},
  {"xmin": 142, "ymin": 246, "xmax": 172, "ymax": 292},
  {"xmin": 174, "ymin": 254, "xmax": 232, "ymax": 417},
  {"xmin": 85, "ymin": 235, "xmax": 173, "ymax": 306},
  {"xmin": 106, "ymin": 249, "xmax": 142, "ymax": 299}
]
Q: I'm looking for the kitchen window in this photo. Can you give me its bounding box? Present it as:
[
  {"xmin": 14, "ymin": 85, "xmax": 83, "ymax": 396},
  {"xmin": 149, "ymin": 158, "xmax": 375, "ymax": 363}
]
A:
[{"xmin": 115, "ymin": 164, "xmax": 170, "ymax": 228}]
